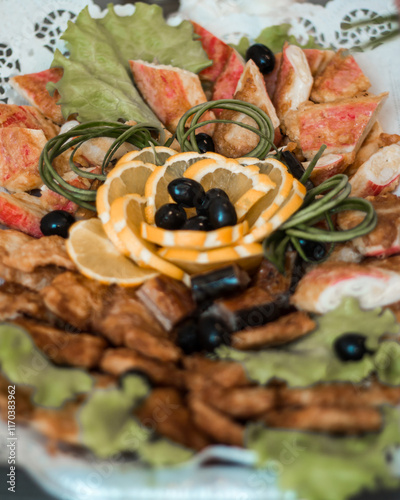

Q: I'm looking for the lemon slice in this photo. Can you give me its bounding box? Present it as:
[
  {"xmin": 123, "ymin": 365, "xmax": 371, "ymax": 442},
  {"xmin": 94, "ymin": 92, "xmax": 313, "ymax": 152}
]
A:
[
  {"xmin": 144, "ymin": 151, "xmax": 227, "ymax": 224},
  {"xmin": 109, "ymin": 193, "xmax": 190, "ymax": 284},
  {"xmin": 237, "ymin": 157, "xmax": 294, "ymax": 228},
  {"xmin": 183, "ymin": 157, "xmax": 275, "ymax": 221},
  {"xmin": 116, "ymin": 146, "xmax": 178, "ymax": 167},
  {"xmin": 96, "ymin": 160, "xmax": 156, "ymax": 254},
  {"xmin": 66, "ymin": 218, "xmax": 158, "ymax": 286},
  {"xmin": 241, "ymin": 179, "xmax": 306, "ymax": 243},
  {"xmin": 159, "ymin": 242, "xmax": 263, "ymax": 274},
  {"xmin": 141, "ymin": 220, "xmax": 249, "ymax": 250}
]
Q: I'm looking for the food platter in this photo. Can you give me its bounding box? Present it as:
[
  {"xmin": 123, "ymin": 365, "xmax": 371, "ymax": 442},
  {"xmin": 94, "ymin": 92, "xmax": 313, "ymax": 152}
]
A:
[{"xmin": 0, "ymin": 1, "xmax": 400, "ymax": 500}]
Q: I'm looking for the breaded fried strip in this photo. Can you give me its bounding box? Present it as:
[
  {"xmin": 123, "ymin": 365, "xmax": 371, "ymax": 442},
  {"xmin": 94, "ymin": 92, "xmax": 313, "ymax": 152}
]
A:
[
  {"xmin": 279, "ymin": 382, "xmax": 400, "ymax": 408},
  {"xmin": 188, "ymin": 396, "xmax": 244, "ymax": 447},
  {"xmin": 194, "ymin": 382, "xmax": 278, "ymax": 419},
  {"xmin": 40, "ymin": 272, "xmax": 108, "ymax": 330},
  {"xmin": 3, "ymin": 235, "xmax": 75, "ymax": 272},
  {"xmin": 0, "ymin": 229, "xmax": 32, "ymax": 254},
  {"xmin": 94, "ymin": 288, "xmax": 180, "ymax": 363},
  {"xmin": 262, "ymin": 406, "xmax": 382, "ymax": 434},
  {"xmin": 14, "ymin": 318, "xmax": 107, "ymax": 369},
  {"xmin": 0, "ymin": 283, "xmax": 48, "ymax": 321},
  {"xmin": 31, "ymin": 401, "xmax": 81, "ymax": 446},
  {"xmin": 183, "ymin": 355, "xmax": 250, "ymax": 388},
  {"xmin": 231, "ymin": 311, "xmax": 316, "ymax": 350},
  {"xmin": 135, "ymin": 388, "xmax": 211, "ymax": 451},
  {"xmin": 0, "ymin": 260, "xmax": 62, "ymax": 291},
  {"xmin": 100, "ymin": 348, "xmax": 185, "ymax": 388},
  {"xmin": 137, "ymin": 275, "xmax": 196, "ymax": 331}
]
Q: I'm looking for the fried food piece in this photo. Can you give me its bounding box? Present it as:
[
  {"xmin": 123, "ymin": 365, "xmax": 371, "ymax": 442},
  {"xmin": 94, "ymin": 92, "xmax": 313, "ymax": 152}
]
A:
[
  {"xmin": 135, "ymin": 388, "xmax": 211, "ymax": 451},
  {"xmin": 279, "ymin": 382, "xmax": 400, "ymax": 408},
  {"xmin": 346, "ymin": 121, "xmax": 382, "ymax": 177},
  {"xmin": 0, "ymin": 260, "xmax": 62, "ymax": 291},
  {"xmin": 3, "ymin": 235, "xmax": 75, "ymax": 272},
  {"xmin": 188, "ymin": 396, "xmax": 244, "ymax": 446},
  {"xmin": 261, "ymin": 406, "xmax": 382, "ymax": 434},
  {"xmin": 0, "ymin": 191, "xmax": 47, "ymax": 238},
  {"xmin": 231, "ymin": 311, "xmax": 316, "ymax": 350},
  {"xmin": 0, "ymin": 228, "xmax": 32, "ymax": 254},
  {"xmin": 100, "ymin": 348, "xmax": 185, "ymax": 388},
  {"xmin": 40, "ymin": 271, "xmax": 108, "ymax": 331},
  {"xmin": 94, "ymin": 288, "xmax": 181, "ymax": 363},
  {"xmin": 31, "ymin": 401, "xmax": 81, "ymax": 446},
  {"xmin": 0, "ymin": 283, "xmax": 48, "ymax": 321},
  {"xmin": 378, "ymin": 132, "xmax": 400, "ymax": 148},
  {"xmin": 14, "ymin": 318, "xmax": 107, "ymax": 369},
  {"xmin": 137, "ymin": 275, "xmax": 196, "ymax": 331},
  {"xmin": 194, "ymin": 381, "xmax": 278, "ymax": 419},
  {"xmin": 183, "ymin": 355, "xmax": 249, "ymax": 389}
]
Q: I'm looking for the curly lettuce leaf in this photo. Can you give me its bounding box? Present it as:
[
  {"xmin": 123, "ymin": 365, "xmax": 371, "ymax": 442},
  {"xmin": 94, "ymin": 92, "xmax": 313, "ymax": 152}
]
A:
[
  {"xmin": 49, "ymin": 2, "xmax": 211, "ymax": 123},
  {"xmin": 217, "ymin": 298, "xmax": 400, "ymax": 387},
  {"xmin": 247, "ymin": 406, "xmax": 400, "ymax": 500},
  {"xmin": 0, "ymin": 323, "xmax": 93, "ymax": 407},
  {"xmin": 232, "ymin": 23, "xmax": 323, "ymax": 57},
  {"xmin": 79, "ymin": 374, "xmax": 193, "ymax": 464}
]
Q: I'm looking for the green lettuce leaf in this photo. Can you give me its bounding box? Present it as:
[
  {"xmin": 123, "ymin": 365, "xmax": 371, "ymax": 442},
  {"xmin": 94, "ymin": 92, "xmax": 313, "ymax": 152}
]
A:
[
  {"xmin": 79, "ymin": 374, "xmax": 193, "ymax": 464},
  {"xmin": 247, "ymin": 406, "xmax": 400, "ymax": 500},
  {"xmin": 232, "ymin": 23, "xmax": 323, "ymax": 57},
  {"xmin": 49, "ymin": 2, "xmax": 211, "ymax": 123},
  {"xmin": 0, "ymin": 323, "xmax": 93, "ymax": 407},
  {"xmin": 216, "ymin": 298, "xmax": 400, "ymax": 387}
]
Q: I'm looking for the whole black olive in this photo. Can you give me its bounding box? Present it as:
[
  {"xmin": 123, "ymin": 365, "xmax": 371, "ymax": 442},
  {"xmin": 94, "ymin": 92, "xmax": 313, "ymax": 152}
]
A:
[
  {"xmin": 299, "ymin": 239, "xmax": 327, "ymax": 262},
  {"xmin": 155, "ymin": 203, "xmax": 187, "ymax": 230},
  {"xmin": 208, "ymin": 197, "xmax": 237, "ymax": 229},
  {"xmin": 176, "ymin": 320, "xmax": 201, "ymax": 355},
  {"xmin": 195, "ymin": 133, "xmax": 215, "ymax": 153},
  {"xmin": 198, "ymin": 316, "xmax": 230, "ymax": 352},
  {"xmin": 334, "ymin": 333, "xmax": 368, "ymax": 362},
  {"xmin": 245, "ymin": 43, "xmax": 275, "ymax": 74},
  {"xmin": 40, "ymin": 210, "xmax": 76, "ymax": 239},
  {"xmin": 181, "ymin": 215, "xmax": 211, "ymax": 231},
  {"xmin": 168, "ymin": 178, "xmax": 206, "ymax": 208},
  {"xmin": 196, "ymin": 188, "xmax": 229, "ymax": 216}
]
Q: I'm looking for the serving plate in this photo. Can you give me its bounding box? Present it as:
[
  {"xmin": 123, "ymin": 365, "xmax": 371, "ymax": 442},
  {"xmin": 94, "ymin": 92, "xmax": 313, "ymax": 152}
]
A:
[{"xmin": 0, "ymin": 0, "xmax": 400, "ymax": 499}]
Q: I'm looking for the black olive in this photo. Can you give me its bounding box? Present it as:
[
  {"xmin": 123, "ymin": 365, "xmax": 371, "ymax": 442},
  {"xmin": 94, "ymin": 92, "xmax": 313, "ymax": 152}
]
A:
[
  {"xmin": 176, "ymin": 319, "xmax": 201, "ymax": 355},
  {"xmin": 191, "ymin": 264, "xmax": 250, "ymax": 303},
  {"xmin": 198, "ymin": 316, "xmax": 230, "ymax": 352},
  {"xmin": 181, "ymin": 215, "xmax": 211, "ymax": 231},
  {"xmin": 195, "ymin": 133, "xmax": 215, "ymax": 153},
  {"xmin": 245, "ymin": 43, "xmax": 275, "ymax": 74},
  {"xmin": 299, "ymin": 239, "xmax": 327, "ymax": 262},
  {"xmin": 196, "ymin": 188, "xmax": 229, "ymax": 216},
  {"xmin": 168, "ymin": 178, "xmax": 206, "ymax": 208},
  {"xmin": 208, "ymin": 198, "xmax": 237, "ymax": 229},
  {"xmin": 40, "ymin": 210, "xmax": 76, "ymax": 239},
  {"xmin": 281, "ymin": 151, "xmax": 314, "ymax": 191},
  {"xmin": 155, "ymin": 203, "xmax": 187, "ymax": 230},
  {"xmin": 334, "ymin": 333, "xmax": 368, "ymax": 362}
]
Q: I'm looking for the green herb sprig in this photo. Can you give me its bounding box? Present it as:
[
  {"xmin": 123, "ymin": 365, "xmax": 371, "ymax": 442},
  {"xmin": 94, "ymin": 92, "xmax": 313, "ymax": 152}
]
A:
[
  {"xmin": 175, "ymin": 99, "xmax": 277, "ymax": 158},
  {"xmin": 263, "ymin": 150, "xmax": 378, "ymax": 272},
  {"xmin": 39, "ymin": 122, "xmax": 164, "ymax": 211}
]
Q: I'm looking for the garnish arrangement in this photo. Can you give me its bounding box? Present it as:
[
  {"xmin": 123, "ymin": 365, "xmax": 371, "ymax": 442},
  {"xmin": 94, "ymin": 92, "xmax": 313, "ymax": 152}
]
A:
[{"xmin": 1, "ymin": 3, "xmax": 400, "ymax": 500}]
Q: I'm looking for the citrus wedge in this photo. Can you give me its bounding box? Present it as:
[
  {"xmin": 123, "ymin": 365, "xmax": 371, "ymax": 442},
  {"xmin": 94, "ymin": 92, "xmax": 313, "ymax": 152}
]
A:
[
  {"xmin": 183, "ymin": 157, "xmax": 275, "ymax": 221},
  {"xmin": 236, "ymin": 157, "xmax": 294, "ymax": 228},
  {"xmin": 96, "ymin": 160, "xmax": 156, "ymax": 254},
  {"xmin": 66, "ymin": 218, "xmax": 159, "ymax": 286},
  {"xmin": 116, "ymin": 146, "xmax": 178, "ymax": 167},
  {"xmin": 241, "ymin": 179, "xmax": 306, "ymax": 243},
  {"xmin": 141, "ymin": 220, "xmax": 249, "ymax": 250},
  {"xmin": 144, "ymin": 151, "xmax": 227, "ymax": 224},
  {"xmin": 109, "ymin": 193, "xmax": 190, "ymax": 284},
  {"xmin": 159, "ymin": 242, "xmax": 263, "ymax": 274}
]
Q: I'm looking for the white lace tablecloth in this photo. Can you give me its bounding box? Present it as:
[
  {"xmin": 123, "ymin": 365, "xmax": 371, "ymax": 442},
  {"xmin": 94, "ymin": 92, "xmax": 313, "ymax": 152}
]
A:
[{"xmin": 0, "ymin": 0, "xmax": 399, "ymax": 498}]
